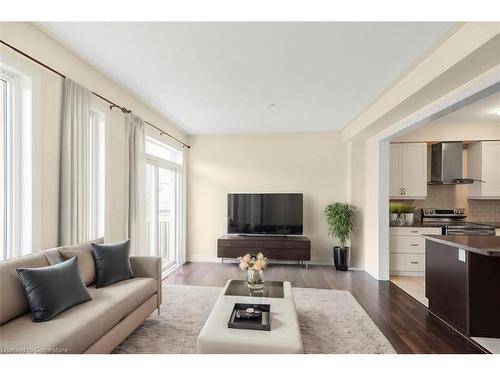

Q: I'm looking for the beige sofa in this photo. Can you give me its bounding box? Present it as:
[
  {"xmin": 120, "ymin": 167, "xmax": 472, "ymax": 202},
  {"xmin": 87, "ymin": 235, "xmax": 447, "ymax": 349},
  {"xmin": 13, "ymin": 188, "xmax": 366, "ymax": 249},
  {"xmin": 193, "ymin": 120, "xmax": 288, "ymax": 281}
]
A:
[{"xmin": 0, "ymin": 240, "xmax": 162, "ymax": 354}]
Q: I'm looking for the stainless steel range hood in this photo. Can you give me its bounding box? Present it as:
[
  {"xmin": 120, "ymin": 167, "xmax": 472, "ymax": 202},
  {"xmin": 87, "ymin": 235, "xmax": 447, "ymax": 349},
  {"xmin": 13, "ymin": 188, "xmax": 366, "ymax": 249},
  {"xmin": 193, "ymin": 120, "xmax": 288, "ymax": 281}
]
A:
[{"xmin": 429, "ymin": 142, "xmax": 484, "ymax": 185}]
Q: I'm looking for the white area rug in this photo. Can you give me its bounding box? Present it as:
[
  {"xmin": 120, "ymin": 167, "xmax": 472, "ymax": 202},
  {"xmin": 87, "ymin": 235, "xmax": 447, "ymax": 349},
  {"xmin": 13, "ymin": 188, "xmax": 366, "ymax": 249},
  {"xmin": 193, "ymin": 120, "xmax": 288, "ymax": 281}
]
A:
[{"xmin": 113, "ymin": 284, "xmax": 395, "ymax": 354}]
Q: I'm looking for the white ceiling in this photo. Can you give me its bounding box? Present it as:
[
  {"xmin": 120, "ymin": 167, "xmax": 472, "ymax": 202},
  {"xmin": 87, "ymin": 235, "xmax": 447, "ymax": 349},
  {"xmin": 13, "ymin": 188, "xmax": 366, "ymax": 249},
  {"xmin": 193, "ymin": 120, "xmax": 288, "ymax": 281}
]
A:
[
  {"xmin": 37, "ymin": 22, "xmax": 455, "ymax": 135},
  {"xmin": 431, "ymin": 90, "xmax": 500, "ymax": 124}
]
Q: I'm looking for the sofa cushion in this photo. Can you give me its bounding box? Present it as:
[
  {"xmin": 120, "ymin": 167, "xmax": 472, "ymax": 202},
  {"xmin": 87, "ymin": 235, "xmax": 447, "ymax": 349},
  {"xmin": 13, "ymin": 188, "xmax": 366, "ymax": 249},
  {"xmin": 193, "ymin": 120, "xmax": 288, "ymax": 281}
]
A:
[
  {"xmin": 59, "ymin": 241, "xmax": 97, "ymax": 286},
  {"xmin": 92, "ymin": 240, "xmax": 134, "ymax": 288},
  {"xmin": 0, "ymin": 277, "xmax": 157, "ymax": 353},
  {"xmin": 17, "ymin": 257, "xmax": 92, "ymax": 322},
  {"xmin": 41, "ymin": 248, "xmax": 64, "ymax": 265},
  {"xmin": 0, "ymin": 253, "xmax": 49, "ymax": 325}
]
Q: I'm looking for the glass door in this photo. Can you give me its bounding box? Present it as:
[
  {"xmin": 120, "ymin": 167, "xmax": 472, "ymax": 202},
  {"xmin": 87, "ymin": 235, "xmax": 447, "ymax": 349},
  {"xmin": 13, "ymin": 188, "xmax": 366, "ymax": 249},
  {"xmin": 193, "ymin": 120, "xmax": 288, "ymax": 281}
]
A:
[
  {"xmin": 145, "ymin": 158, "xmax": 181, "ymax": 271},
  {"xmin": 145, "ymin": 163, "xmax": 157, "ymax": 258},
  {"xmin": 158, "ymin": 166, "xmax": 179, "ymax": 266}
]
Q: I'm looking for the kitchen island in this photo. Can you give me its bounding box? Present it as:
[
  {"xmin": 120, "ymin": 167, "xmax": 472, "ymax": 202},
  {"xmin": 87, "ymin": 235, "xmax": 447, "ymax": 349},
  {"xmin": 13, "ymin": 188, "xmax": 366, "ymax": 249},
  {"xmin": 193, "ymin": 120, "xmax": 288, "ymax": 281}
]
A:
[{"xmin": 423, "ymin": 235, "xmax": 500, "ymax": 338}]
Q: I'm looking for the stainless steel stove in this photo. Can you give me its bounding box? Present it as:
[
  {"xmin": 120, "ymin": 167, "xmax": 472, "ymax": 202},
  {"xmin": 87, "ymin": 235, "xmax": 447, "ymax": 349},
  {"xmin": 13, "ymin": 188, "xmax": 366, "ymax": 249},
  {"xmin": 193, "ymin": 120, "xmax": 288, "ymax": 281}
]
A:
[{"xmin": 422, "ymin": 208, "xmax": 496, "ymax": 236}]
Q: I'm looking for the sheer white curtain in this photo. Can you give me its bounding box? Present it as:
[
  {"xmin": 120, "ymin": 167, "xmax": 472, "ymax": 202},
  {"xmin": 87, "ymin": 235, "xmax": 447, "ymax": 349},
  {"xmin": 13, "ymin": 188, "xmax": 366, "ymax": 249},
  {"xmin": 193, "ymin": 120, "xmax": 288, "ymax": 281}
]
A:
[
  {"xmin": 125, "ymin": 113, "xmax": 147, "ymax": 255},
  {"xmin": 59, "ymin": 78, "xmax": 91, "ymax": 246}
]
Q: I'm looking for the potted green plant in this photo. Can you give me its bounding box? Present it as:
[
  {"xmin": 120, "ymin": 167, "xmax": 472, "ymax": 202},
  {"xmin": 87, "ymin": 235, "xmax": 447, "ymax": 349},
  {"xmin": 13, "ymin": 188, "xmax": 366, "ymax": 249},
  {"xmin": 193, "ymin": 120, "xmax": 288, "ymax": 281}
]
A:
[
  {"xmin": 325, "ymin": 202, "xmax": 355, "ymax": 271},
  {"xmin": 389, "ymin": 202, "xmax": 402, "ymax": 223},
  {"xmin": 389, "ymin": 202, "xmax": 415, "ymax": 225},
  {"xmin": 401, "ymin": 205, "xmax": 416, "ymax": 225}
]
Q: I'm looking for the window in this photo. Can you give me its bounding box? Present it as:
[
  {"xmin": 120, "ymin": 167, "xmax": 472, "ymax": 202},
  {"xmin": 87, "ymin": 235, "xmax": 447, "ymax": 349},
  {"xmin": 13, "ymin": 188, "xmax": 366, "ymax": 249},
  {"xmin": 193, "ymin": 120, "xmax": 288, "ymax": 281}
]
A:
[
  {"xmin": 1, "ymin": 78, "xmax": 6, "ymax": 260},
  {"xmin": 0, "ymin": 65, "xmax": 34, "ymax": 260},
  {"xmin": 88, "ymin": 110, "xmax": 105, "ymax": 240},
  {"xmin": 145, "ymin": 137, "xmax": 183, "ymax": 272}
]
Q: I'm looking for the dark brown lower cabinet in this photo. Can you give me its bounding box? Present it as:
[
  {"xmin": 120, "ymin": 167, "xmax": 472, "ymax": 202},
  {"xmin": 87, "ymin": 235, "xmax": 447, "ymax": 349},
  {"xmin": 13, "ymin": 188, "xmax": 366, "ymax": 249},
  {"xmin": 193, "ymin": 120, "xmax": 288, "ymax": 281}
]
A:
[
  {"xmin": 217, "ymin": 235, "xmax": 311, "ymax": 262},
  {"xmin": 426, "ymin": 240, "xmax": 500, "ymax": 338}
]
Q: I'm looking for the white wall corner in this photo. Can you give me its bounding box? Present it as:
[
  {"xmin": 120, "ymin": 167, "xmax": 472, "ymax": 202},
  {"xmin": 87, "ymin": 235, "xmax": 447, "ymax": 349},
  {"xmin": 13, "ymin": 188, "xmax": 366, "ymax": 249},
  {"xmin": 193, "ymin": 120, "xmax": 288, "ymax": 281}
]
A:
[
  {"xmin": 362, "ymin": 137, "xmax": 390, "ymax": 281},
  {"xmin": 345, "ymin": 140, "xmax": 353, "ymax": 202}
]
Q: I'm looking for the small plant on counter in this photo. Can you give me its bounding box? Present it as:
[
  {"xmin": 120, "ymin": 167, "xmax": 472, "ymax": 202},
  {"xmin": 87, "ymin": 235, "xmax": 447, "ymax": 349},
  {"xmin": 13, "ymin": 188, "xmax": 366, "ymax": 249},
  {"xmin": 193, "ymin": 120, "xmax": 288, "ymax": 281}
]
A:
[
  {"xmin": 401, "ymin": 205, "xmax": 416, "ymax": 214},
  {"xmin": 389, "ymin": 202, "xmax": 416, "ymax": 224},
  {"xmin": 389, "ymin": 202, "xmax": 402, "ymax": 214}
]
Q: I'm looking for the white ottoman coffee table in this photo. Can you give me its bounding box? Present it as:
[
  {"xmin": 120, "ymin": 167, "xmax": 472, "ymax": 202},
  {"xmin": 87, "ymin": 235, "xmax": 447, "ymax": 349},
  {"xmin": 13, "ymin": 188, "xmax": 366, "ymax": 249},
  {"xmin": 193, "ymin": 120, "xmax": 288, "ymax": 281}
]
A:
[{"xmin": 196, "ymin": 280, "xmax": 303, "ymax": 354}]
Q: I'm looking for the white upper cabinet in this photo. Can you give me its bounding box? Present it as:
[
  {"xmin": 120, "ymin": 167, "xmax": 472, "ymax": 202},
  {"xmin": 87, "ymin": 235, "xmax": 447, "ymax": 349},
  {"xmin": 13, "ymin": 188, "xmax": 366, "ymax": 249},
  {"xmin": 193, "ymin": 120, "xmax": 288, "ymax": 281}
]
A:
[
  {"xmin": 467, "ymin": 141, "xmax": 500, "ymax": 199},
  {"xmin": 390, "ymin": 143, "xmax": 427, "ymax": 199},
  {"xmin": 402, "ymin": 143, "xmax": 428, "ymax": 198},
  {"xmin": 390, "ymin": 144, "xmax": 403, "ymax": 197}
]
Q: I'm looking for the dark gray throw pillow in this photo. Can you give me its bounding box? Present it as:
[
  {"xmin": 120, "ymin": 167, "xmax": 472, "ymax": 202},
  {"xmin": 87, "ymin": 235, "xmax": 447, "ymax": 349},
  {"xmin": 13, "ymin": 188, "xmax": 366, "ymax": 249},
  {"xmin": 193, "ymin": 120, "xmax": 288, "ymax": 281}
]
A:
[
  {"xmin": 91, "ymin": 240, "xmax": 134, "ymax": 288},
  {"xmin": 17, "ymin": 257, "xmax": 92, "ymax": 322}
]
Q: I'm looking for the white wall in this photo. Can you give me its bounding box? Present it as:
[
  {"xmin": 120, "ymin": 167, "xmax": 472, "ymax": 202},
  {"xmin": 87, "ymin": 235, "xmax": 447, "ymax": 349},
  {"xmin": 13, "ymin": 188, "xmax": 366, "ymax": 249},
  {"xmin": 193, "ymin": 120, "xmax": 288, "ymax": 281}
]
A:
[
  {"xmin": 186, "ymin": 132, "xmax": 354, "ymax": 266},
  {"xmin": 0, "ymin": 22, "xmax": 187, "ymax": 249},
  {"xmin": 393, "ymin": 122, "xmax": 500, "ymax": 142}
]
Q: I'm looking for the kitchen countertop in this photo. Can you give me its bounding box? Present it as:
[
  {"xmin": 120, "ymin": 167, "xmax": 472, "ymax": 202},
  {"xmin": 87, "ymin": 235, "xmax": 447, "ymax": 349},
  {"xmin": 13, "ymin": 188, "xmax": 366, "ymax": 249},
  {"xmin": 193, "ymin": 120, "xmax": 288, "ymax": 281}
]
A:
[
  {"xmin": 423, "ymin": 235, "xmax": 500, "ymax": 257},
  {"xmin": 389, "ymin": 221, "xmax": 442, "ymax": 228},
  {"xmin": 390, "ymin": 221, "xmax": 500, "ymax": 229},
  {"xmin": 470, "ymin": 221, "xmax": 500, "ymax": 229}
]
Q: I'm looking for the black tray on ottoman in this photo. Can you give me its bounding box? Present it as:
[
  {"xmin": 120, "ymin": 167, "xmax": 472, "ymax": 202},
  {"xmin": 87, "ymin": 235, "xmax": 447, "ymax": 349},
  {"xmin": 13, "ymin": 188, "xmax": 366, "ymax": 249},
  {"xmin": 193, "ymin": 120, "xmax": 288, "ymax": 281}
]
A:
[{"xmin": 228, "ymin": 303, "xmax": 271, "ymax": 331}]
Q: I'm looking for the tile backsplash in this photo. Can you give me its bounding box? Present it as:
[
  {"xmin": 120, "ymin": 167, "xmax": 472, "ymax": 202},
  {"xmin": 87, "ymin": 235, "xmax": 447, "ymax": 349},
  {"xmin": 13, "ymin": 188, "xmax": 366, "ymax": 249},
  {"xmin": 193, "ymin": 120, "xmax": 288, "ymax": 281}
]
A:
[
  {"xmin": 467, "ymin": 200, "xmax": 500, "ymax": 222},
  {"xmin": 390, "ymin": 184, "xmax": 500, "ymax": 223}
]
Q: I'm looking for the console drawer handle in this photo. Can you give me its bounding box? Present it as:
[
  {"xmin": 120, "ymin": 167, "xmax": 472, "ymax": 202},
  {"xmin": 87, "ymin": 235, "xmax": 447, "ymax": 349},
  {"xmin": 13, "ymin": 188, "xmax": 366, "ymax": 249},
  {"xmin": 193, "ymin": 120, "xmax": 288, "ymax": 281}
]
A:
[{"xmin": 410, "ymin": 261, "xmax": 419, "ymax": 264}]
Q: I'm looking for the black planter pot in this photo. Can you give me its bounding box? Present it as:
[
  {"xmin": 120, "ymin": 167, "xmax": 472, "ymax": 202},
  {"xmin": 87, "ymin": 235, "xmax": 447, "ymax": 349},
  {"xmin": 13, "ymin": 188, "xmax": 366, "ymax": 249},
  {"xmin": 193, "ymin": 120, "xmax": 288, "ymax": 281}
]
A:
[{"xmin": 333, "ymin": 246, "xmax": 349, "ymax": 271}]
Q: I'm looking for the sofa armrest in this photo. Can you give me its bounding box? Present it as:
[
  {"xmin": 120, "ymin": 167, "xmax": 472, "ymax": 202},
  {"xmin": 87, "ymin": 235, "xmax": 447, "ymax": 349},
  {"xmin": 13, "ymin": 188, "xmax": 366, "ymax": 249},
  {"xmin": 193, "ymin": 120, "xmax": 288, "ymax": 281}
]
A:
[{"xmin": 129, "ymin": 256, "xmax": 162, "ymax": 308}]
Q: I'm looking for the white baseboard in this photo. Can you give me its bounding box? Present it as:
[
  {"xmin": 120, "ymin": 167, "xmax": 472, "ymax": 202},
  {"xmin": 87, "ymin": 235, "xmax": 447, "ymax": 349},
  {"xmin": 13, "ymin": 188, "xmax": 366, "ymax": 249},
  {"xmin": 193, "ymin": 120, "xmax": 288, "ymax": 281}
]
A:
[
  {"xmin": 187, "ymin": 254, "xmax": 364, "ymax": 270},
  {"xmin": 187, "ymin": 255, "xmax": 221, "ymax": 263},
  {"xmin": 162, "ymin": 263, "xmax": 183, "ymax": 279}
]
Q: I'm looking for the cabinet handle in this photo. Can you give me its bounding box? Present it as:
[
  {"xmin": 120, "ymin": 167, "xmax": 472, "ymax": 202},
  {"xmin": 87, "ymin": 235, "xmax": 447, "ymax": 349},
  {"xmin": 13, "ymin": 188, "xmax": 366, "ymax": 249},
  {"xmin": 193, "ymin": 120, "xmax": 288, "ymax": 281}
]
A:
[
  {"xmin": 410, "ymin": 261, "xmax": 419, "ymax": 264},
  {"xmin": 410, "ymin": 243, "xmax": 419, "ymax": 246},
  {"xmin": 410, "ymin": 230, "xmax": 418, "ymax": 233}
]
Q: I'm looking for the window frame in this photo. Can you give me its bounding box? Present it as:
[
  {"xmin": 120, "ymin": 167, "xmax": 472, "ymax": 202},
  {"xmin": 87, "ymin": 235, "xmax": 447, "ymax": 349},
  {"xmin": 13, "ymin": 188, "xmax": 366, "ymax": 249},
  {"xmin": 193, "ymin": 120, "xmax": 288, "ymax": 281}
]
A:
[
  {"xmin": 0, "ymin": 58, "xmax": 39, "ymax": 260},
  {"xmin": 0, "ymin": 65, "xmax": 33, "ymax": 259}
]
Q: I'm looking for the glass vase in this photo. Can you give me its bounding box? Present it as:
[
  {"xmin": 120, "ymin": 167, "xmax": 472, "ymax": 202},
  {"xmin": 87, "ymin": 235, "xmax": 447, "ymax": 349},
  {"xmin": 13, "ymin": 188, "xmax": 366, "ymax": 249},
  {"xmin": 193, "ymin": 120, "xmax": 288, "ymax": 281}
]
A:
[{"xmin": 247, "ymin": 268, "xmax": 264, "ymax": 291}]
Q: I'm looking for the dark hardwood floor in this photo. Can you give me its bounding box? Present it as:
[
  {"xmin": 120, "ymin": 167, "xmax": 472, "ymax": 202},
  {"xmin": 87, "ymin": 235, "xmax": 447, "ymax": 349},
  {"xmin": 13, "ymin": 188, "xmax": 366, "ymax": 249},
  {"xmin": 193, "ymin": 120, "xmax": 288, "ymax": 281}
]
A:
[{"xmin": 166, "ymin": 262, "xmax": 486, "ymax": 354}]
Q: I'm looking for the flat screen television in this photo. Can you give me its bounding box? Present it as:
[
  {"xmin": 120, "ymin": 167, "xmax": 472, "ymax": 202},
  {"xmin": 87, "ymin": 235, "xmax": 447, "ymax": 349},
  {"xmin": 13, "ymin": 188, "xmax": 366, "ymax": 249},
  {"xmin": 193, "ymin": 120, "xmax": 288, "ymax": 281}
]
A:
[{"xmin": 227, "ymin": 193, "xmax": 303, "ymax": 236}]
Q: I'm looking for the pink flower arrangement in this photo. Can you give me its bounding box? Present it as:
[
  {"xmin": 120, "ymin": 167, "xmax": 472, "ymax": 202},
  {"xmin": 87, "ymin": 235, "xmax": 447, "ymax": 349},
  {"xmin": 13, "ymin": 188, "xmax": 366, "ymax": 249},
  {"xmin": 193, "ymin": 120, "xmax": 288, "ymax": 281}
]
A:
[{"xmin": 238, "ymin": 252, "xmax": 268, "ymax": 271}]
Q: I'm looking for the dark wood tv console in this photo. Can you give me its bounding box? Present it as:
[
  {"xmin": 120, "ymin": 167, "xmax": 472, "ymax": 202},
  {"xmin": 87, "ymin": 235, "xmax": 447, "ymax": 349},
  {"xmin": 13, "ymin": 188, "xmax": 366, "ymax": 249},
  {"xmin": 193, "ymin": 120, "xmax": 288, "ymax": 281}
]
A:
[{"xmin": 217, "ymin": 235, "xmax": 311, "ymax": 267}]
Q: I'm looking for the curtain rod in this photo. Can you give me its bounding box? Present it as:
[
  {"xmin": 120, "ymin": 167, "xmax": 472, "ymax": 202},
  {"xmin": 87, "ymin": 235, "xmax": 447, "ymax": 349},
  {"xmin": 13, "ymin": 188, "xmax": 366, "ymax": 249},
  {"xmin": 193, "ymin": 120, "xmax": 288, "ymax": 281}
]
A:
[{"xmin": 0, "ymin": 39, "xmax": 191, "ymax": 149}]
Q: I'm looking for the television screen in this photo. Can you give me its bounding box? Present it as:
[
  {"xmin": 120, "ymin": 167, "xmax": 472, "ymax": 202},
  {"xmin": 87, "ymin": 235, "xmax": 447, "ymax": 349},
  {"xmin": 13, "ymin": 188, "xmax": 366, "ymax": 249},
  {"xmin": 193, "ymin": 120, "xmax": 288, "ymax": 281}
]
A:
[{"xmin": 227, "ymin": 193, "xmax": 303, "ymax": 235}]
